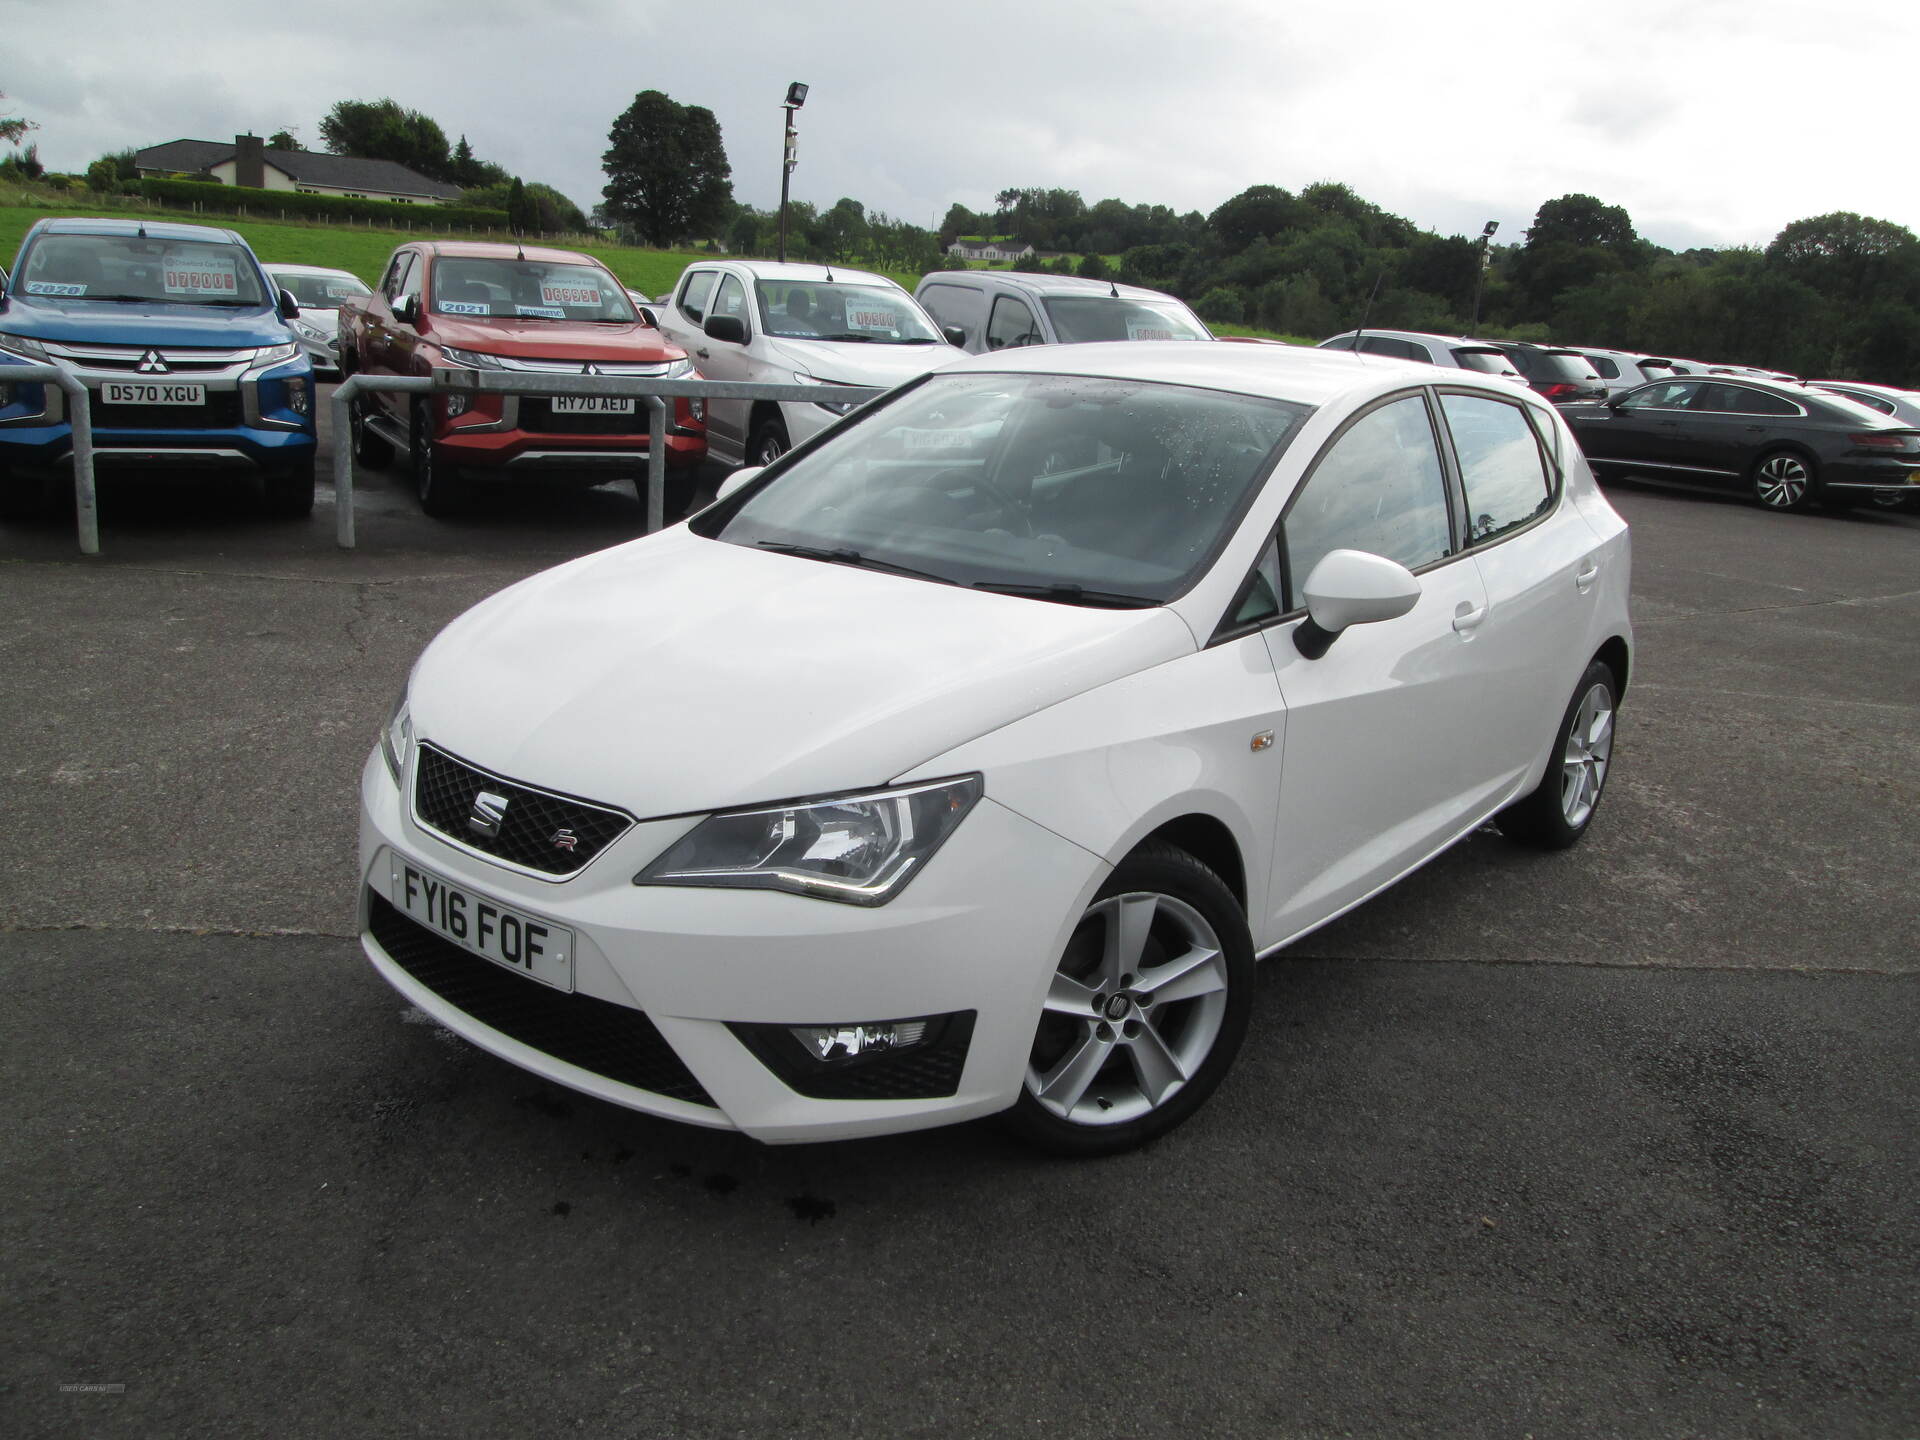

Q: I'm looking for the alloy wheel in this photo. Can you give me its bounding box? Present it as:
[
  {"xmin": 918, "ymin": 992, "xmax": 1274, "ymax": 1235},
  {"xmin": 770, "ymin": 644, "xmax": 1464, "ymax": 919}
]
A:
[
  {"xmin": 1026, "ymin": 891, "xmax": 1231, "ymax": 1127},
  {"xmin": 1754, "ymin": 454, "xmax": 1809, "ymax": 509},
  {"xmin": 1560, "ymin": 682, "xmax": 1614, "ymax": 829}
]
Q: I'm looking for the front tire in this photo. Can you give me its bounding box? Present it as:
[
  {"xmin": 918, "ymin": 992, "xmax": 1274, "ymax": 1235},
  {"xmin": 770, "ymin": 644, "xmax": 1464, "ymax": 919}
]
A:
[
  {"xmin": 411, "ymin": 400, "xmax": 466, "ymax": 517},
  {"xmin": 748, "ymin": 414, "xmax": 790, "ymax": 469},
  {"xmin": 1004, "ymin": 842, "xmax": 1253, "ymax": 1156},
  {"xmin": 1497, "ymin": 660, "xmax": 1618, "ymax": 850},
  {"xmin": 1751, "ymin": 450, "xmax": 1814, "ymax": 512},
  {"xmin": 261, "ymin": 453, "xmax": 316, "ymax": 518}
]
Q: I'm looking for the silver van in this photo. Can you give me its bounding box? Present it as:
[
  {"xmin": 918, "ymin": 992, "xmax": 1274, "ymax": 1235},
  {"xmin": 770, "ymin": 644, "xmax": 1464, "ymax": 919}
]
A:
[
  {"xmin": 915, "ymin": 271, "xmax": 1211, "ymax": 355},
  {"xmin": 1317, "ymin": 328, "xmax": 1530, "ymax": 388}
]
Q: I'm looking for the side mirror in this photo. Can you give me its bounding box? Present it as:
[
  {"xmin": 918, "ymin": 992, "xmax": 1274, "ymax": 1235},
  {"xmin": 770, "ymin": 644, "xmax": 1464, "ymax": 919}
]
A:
[
  {"xmin": 715, "ymin": 466, "xmax": 764, "ymax": 502},
  {"xmin": 636, "ymin": 305, "xmax": 658, "ymax": 328},
  {"xmin": 942, "ymin": 324, "xmax": 967, "ymax": 348},
  {"xmin": 393, "ymin": 293, "xmax": 418, "ymax": 326},
  {"xmin": 1292, "ymin": 549, "xmax": 1421, "ymax": 659},
  {"xmin": 278, "ymin": 288, "xmax": 300, "ymax": 320},
  {"xmin": 704, "ymin": 313, "xmax": 746, "ymax": 345}
]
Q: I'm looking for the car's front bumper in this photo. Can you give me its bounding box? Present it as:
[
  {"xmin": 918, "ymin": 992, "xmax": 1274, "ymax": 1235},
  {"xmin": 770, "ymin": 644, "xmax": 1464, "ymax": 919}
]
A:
[{"xmin": 357, "ymin": 746, "xmax": 1105, "ymax": 1143}]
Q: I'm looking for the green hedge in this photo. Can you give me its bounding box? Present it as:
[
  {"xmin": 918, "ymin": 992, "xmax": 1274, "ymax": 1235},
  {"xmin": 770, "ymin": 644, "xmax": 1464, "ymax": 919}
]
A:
[{"xmin": 136, "ymin": 178, "xmax": 510, "ymax": 232}]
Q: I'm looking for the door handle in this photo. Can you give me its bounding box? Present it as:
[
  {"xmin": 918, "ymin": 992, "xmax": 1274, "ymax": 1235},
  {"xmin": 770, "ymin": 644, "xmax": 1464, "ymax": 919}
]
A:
[
  {"xmin": 696, "ymin": 347, "xmax": 710, "ymax": 359},
  {"xmin": 1452, "ymin": 601, "xmax": 1488, "ymax": 633},
  {"xmin": 1575, "ymin": 560, "xmax": 1600, "ymax": 593}
]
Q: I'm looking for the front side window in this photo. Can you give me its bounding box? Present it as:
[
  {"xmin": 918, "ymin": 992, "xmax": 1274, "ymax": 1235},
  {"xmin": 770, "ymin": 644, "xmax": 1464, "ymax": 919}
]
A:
[
  {"xmin": 986, "ymin": 295, "xmax": 1041, "ymax": 350},
  {"xmin": 701, "ymin": 373, "xmax": 1312, "ymax": 605},
  {"xmin": 1441, "ymin": 393, "xmax": 1554, "ymax": 544},
  {"xmin": 1619, "ymin": 381, "xmax": 1696, "ymax": 410},
  {"xmin": 1042, "ymin": 296, "xmax": 1209, "ymax": 344},
  {"xmin": 1283, "ymin": 394, "xmax": 1454, "ymax": 608},
  {"xmin": 711, "ymin": 274, "xmax": 750, "ymax": 327},
  {"xmin": 753, "ymin": 281, "xmax": 941, "ymax": 344},
  {"xmin": 382, "ymin": 252, "xmax": 414, "ymax": 300},
  {"xmin": 678, "ymin": 270, "xmax": 717, "ymax": 323},
  {"xmin": 17, "ymin": 232, "xmax": 269, "ymax": 307},
  {"xmin": 429, "ymin": 258, "xmax": 636, "ymax": 321}
]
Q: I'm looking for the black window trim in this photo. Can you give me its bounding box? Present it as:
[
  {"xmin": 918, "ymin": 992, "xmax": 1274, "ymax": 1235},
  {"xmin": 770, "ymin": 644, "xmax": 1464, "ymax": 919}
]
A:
[
  {"xmin": 1208, "ymin": 385, "xmax": 1468, "ymax": 646},
  {"xmin": 1430, "ymin": 385, "xmax": 1563, "ymax": 553},
  {"xmin": 985, "ymin": 292, "xmax": 1040, "ymax": 350},
  {"xmin": 677, "ymin": 267, "xmax": 718, "ymax": 324}
]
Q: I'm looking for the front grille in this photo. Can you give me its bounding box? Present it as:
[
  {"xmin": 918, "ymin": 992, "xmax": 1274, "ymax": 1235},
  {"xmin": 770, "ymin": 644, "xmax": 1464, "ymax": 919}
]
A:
[
  {"xmin": 368, "ymin": 892, "xmax": 714, "ymax": 1107},
  {"xmin": 414, "ymin": 743, "xmax": 631, "ymax": 877},
  {"xmin": 94, "ymin": 393, "xmax": 245, "ymax": 430},
  {"xmin": 729, "ymin": 1013, "xmax": 975, "ymax": 1100},
  {"xmin": 520, "ymin": 399, "xmax": 650, "ymax": 436}
]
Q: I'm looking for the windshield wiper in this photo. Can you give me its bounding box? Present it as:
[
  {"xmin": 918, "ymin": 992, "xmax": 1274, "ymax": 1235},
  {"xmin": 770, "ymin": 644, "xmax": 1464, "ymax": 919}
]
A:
[
  {"xmin": 971, "ymin": 581, "xmax": 1158, "ymax": 609},
  {"xmin": 755, "ymin": 540, "xmax": 955, "ymax": 585},
  {"xmin": 819, "ymin": 332, "xmax": 877, "ymax": 343},
  {"xmin": 81, "ymin": 294, "xmax": 162, "ymax": 303}
]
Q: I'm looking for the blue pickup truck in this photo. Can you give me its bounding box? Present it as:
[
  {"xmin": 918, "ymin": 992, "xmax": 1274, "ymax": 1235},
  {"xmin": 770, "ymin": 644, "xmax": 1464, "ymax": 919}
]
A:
[{"xmin": 0, "ymin": 217, "xmax": 318, "ymax": 520}]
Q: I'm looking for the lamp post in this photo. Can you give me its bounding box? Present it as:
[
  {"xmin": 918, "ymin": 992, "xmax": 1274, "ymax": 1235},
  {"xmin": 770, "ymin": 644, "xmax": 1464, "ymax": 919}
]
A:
[
  {"xmin": 778, "ymin": 81, "xmax": 807, "ymax": 262},
  {"xmin": 1469, "ymin": 219, "xmax": 1498, "ymax": 334}
]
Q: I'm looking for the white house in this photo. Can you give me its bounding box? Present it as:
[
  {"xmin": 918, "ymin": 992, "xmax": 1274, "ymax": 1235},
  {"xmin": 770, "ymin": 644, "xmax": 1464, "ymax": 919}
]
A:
[{"xmin": 134, "ymin": 135, "xmax": 464, "ymax": 205}]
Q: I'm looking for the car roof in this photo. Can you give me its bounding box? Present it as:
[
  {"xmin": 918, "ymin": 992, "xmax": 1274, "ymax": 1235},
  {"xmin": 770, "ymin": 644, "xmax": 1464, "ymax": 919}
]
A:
[
  {"xmin": 33, "ymin": 216, "xmax": 242, "ymax": 245},
  {"xmin": 261, "ymin": 263, "xmax": 362, "ymax": 279},
  {"xmin": 925, "ymin": 271, "xmax": 1186, "ymax": 303},
  {"xmin": 1323, "ymin": 328, "xmax": 1485, "ymax": 348},
  {"xmin": 698, "ymin": 259, "xmax": 900, "ymax": 288},
  {"xmin": 417, "ymin": 240, "xmax": 602, "ymax": 266},
  {"xmin": 942, "ymin": 338, "xmax": 1537, "ymax": 410}
]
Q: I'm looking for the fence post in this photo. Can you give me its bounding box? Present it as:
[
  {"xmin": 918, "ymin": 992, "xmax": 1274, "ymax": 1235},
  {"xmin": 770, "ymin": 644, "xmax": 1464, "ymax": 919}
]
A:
[{"xmin": 645, "ymin": 397, "xmax": 667, "ymax": 534}]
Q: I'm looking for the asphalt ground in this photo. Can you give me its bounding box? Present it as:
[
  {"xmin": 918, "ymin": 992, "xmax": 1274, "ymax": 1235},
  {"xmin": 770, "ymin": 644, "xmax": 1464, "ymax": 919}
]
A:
[{"xmin": 2, "ymin": 404, "xmax": 1916, "ymax": 1439}]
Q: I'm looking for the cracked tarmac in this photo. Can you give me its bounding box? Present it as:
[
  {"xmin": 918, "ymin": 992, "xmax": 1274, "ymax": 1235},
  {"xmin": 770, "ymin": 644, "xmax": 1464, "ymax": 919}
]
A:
[{"xmin": 2, "ymin": 416, "xmax": 1916, "ymax": 1438}]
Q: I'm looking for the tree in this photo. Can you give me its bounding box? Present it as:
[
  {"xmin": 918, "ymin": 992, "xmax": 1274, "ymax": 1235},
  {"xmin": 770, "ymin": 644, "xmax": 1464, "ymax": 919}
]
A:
[
  {"xmin": 1526, "ymin": 193, "xmax": 1637, "ymax": 252},
  {"xmin": 1207, "ymin": 185, "xmax": 1306, "ymax": 253},
  {"xmin": 0, "ymin": 90, "xmax": 33, "ymax": 147},
  {"xmin": 601, "ymin": 90, "xmax": 733, "ymax": 247},
  {"xmin": 1077, "ymin": 252, "xmax": 1110, "ymax": 281},
  {"xmin": 268, "ymin": 129, "xmax": 299, "ymax": 151},
  {"xmin": 507, "ymin": 178, "xmax": 537, "ymax": 235},
  {"xmin": 318, "ymin": 98, "xmax": 452, "ymax": 180}
]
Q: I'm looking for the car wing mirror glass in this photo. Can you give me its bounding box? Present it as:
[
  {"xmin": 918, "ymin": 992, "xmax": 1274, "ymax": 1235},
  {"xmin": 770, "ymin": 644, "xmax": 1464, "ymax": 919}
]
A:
[
  {"xmin": 704, "ymin": 313, "xmax": 747, "ymax": 344},
  {"xmin": 392, "ymin": 293, "xmax": 417, "ymax": 325},
  {"xmin": 942, "ymin": 324, "xmax": 967, "ymax": 348},
  {"xmin": 715, "ymin": 466, "xmax": 763, "ymax": 502},
  {"xmin": 1293, "ymin": 549, "xmax": 1421, "ymax": 659}
]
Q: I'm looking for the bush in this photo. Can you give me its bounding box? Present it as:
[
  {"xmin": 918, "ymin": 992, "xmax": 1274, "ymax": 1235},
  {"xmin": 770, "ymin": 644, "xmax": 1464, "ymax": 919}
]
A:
[
  {"xmin": 1195, "ymin": 287, "xmax": 1245, "ymax": 324},
  {"xmin": 86, "ymin": 158, "xmax": 121, "ymax": 193},
  {"xmin": 1077, "ymin": 252, "xmax": 1110, "ymax": 280},
  {"xmin": 136, "ymin": 177, "xmax": 508, "ymax": 231}
]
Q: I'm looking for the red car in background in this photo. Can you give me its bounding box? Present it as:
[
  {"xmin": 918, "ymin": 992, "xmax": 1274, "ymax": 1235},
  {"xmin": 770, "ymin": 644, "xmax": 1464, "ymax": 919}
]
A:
[{"xmin": 337, "ymin": 241, "xmax": 706, "ymax": 516}]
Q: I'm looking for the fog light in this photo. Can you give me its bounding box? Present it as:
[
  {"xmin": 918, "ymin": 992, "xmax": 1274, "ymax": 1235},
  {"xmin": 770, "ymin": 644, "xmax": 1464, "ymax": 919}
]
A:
[
  {"xmin": 689, "ymin": 398, "xmax": 706, "ymax": 422},
  {"xmin": 445, "ymin": 392, "xmax": 470, "ymax": 418},
  {"xmin": 287, "ymin": 377, "xmax": 310, "ymax": 416},
  {"xmin": 789, "ymin": 1019, "xmax": 929, "ymax": 1062}
]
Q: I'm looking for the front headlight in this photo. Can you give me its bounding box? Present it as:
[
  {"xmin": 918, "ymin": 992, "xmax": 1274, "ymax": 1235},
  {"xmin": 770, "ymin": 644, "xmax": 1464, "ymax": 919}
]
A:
[
  {"xmin": 661, "ymin": 357, "xmax": 694, "ymax": 379},
  {"xmin": 440, "ymin": 346, "xmax": 503, "ymax": 370},
  {"xmin": 254, "ymin": 343, "xmax": 301, "ymax": 366},
  {"xmin": 793, "ymin": 371, "xmax": 860, "ymax": 416},
  {"xmin": 634, "ymin": 775, "xmax": 982, "ymax": 906},
  {"xmin": 293, "ymin": 320, "xmax": 329, "ymax": 342},
  {"xmin": 0, "ymin": 331, "xmax": 50, "ymax": 362},
  {"xmin": 378, "ymin": 690, "xmax": 412, "ymax": 783}
]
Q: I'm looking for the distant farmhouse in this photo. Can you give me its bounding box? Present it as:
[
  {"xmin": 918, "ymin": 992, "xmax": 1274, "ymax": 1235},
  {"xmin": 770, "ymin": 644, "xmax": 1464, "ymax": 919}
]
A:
[
  {"xmin": 134, "ymin": 134, "xmax": 463, "ymax": 206},
  {"xmin": 946, "ymin": 237, "xmax": 1036, "ymax": 263}
]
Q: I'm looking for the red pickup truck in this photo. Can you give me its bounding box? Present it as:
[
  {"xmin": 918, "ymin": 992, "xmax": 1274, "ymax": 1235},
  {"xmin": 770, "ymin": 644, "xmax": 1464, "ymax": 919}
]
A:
[{"xmin": 336, "ymin": 241, "xmax": 706, "ymax": 516}]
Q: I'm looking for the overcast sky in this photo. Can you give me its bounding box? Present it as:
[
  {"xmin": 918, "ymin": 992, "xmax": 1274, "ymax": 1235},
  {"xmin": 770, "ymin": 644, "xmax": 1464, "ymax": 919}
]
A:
[{"xmin": 8, "ymin": 0, "xmax": 1916, "ymax": 252}]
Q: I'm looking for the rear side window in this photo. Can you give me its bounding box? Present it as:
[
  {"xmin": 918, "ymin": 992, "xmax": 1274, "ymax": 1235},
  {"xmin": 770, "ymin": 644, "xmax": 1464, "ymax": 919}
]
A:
[
  {"xmin": 1319, "ymin": 335, "xmax": 1358, "ymax": 351},
  {"xmin": 1828, "ymin": 388, "xmax": 1896, "ymax": 415},
  {"xmin": 1358, "ymin": 336, "xmax": 1418, "ymax": 361},
  {"xmin": 1441, "ymin": 393, "xmax": 1553, "ymax": 544},
  {"xmin": 679, "ymin": 270, "xmax": 717, "ymax": 323},
  {"xmin": 1283, "ymin": 394, "xmax": 1455, "ymax": 607},
  {"xmin": 1730, "ymin": 388, "xmax": 1798, "ymax": 416},
  {"xmin": 1588, "ymin": 356, "xmax": 1620, "ymax": 379}
]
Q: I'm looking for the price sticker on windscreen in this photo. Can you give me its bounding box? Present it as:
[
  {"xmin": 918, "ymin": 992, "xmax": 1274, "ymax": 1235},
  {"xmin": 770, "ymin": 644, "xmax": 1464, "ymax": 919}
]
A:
[
  {"xmin": 846, "ymin": 303, "xmax": 899, "ymax": 332},
  {"xmin": 163, "ymin": 255, "xmax": 240, "ymax": 297},
  {"xmin": 325, "ymin": 284, "xmax": 358, "ymax": 299},
  {"xmin": 541, "ymin": 280, "xmax": 602, "ymax": 307},
  {"xmin": 1125, "ymin": 317, "xmax": 1177, "ymax": 341}
]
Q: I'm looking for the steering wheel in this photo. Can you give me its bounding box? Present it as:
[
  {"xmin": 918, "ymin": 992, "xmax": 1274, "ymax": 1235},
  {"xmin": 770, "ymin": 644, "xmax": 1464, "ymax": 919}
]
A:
[{"xmin": 913, "ymin": 467, "xmax": 1033, "ymax": 537}]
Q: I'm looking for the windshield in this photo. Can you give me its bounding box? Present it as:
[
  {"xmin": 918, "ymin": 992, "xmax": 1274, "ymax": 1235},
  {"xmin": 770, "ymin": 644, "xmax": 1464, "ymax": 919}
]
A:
[
  {"xmin": 703, "ymin": 372, "xmax": 1311, "ymax": 604},
  {"xmin": 1042, "ymin": 296, "xmax": 1210, "ymax": 344},
  {"xmin": 1451, "ymin": 347, "xmax": 1518, "ymax": 376},
  {"xmin": 16, "ymin": 233, "xmax": 267, "ymax": 306},
  {"xmin": 753, "ymin": 280, "xmax": 940, "ymax": 343},
  {"xmin": 273, "ymin": 272, "xmax": 369, "ymax": 309},
  {"xmin": 430, "ymin": 258, "xmax": 636, "ymax": 321}
]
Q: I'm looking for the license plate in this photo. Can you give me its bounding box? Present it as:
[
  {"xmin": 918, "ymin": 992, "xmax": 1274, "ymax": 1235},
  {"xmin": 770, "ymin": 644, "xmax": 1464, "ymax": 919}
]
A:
[
  {"xmin": 390, "ymin": 858, "xmax": 575, "ymax": 991},
  {"xmin": 102, "ymin": 381, "xmax": 206, "ymax": 406},
  {"xmin": 550, "ymin": 395, "xmax": 634, "ymax": 415}
]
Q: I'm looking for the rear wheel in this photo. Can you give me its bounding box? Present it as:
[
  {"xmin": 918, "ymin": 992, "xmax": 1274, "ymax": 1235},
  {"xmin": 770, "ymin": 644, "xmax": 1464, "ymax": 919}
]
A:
[
  {"xmin": 411, "ymin": 400, "xmax": 466, "ymax": 517},
  {"xmin": 1497, "ymin": 660, "xmax": 1618, "ymax": 850},
  {"xmin": 1751, "ymin": 450, "xmax": 1814, "ymax": 512},
  {"xmin": 1004, "ymin": 842, "xmax": 1254, "ymax": 1156},
  {"xmin": 261, "ymin": 453, "xmax": 316, "ymax": 518}
]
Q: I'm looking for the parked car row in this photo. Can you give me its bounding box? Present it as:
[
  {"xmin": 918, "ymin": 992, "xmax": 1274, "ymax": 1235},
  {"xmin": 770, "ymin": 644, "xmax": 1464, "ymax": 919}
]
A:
[{"xmin": 1314, "ymin": 326, "xmax": 1920, "ymax": 516}]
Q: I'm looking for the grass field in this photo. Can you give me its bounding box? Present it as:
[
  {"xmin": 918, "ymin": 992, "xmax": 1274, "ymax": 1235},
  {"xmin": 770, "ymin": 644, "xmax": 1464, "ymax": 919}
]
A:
[{"xmin": 0, "ymin": 200, "xmax": 1289, "ymax": 339}]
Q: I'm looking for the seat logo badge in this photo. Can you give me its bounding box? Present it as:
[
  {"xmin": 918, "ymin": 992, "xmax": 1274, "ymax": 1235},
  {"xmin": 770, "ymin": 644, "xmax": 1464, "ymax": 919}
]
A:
[
  {"xmin": 468, "ymin": 790, "xmax": 510, "ymax": 838},
  {"xmin": 136, "ymin": 350, "xmax": 170, "ymax": 375},
  {"xmin": 550, "ymin": 828, "xmax": 579, "ymax": 852}
]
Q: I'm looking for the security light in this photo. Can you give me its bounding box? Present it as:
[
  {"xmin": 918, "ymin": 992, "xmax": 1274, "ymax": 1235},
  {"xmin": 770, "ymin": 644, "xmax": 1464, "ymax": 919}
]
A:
[{"xmin": 786, "ymin": 82, "xmax": 809, "ymax": 108}]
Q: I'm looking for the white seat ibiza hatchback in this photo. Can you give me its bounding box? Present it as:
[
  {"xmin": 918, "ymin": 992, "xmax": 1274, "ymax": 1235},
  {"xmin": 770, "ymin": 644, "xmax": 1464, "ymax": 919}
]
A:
[{"xmin": 360, "ymin": 343, "xmax": 1631, "ymax": 1154}]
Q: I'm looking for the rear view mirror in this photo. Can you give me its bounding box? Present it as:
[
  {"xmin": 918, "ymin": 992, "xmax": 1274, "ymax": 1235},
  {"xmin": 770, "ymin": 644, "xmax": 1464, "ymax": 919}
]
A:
[
  {"xmin": 704, "ymin": 313, "xmax": 747, "ymax": 345},
  {"xmin": 1293, "ymin": 549, "xmax": 1421, "ymax": 659},
  {"xmin": 279, "ymin": 288, "xmax": 300, "ymax": 320},
  {"xmin": 716, "ymin": 466, "xmax": 764, "ymax": 502},
  {"xmin": 942, "ymin": 324, "xmax": 967, "ymax": 348}
]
